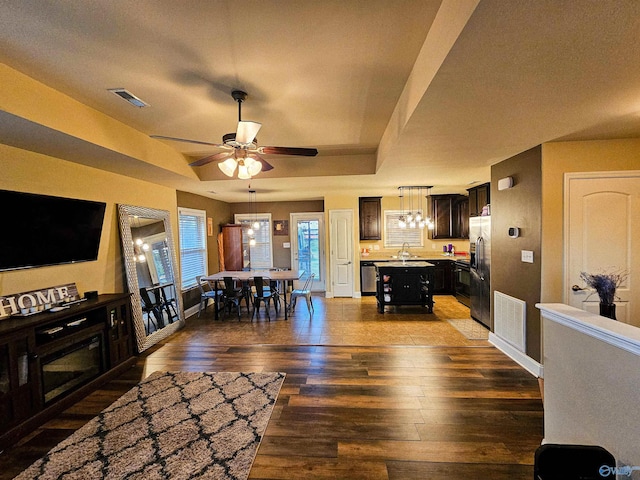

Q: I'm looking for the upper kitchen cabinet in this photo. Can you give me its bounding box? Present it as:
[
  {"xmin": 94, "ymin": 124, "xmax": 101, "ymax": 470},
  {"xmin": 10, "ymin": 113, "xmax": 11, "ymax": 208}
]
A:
[
  {"xmin": 468, "ymin": 183, "xmax": 490, "ymax": 217},
  {"xmin": 359, "ymin": 197, "xmax": 382, "ymax": 240},
  {"xmin": 429, "ymin": 194, "xmax": 469, "ymax": 239}
]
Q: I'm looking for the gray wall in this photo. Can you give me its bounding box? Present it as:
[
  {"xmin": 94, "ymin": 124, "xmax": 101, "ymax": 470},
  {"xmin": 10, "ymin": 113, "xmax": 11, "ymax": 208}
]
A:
[
  {"xmin": 491, "ymin": 146, "xmax": 543, "ymax": 362},
  {"xmin": 176, "ymin": 191, "xmax": 232, "ymax": 309},
  {"xmin": 230, "ymin": 200, "xmax": 324, "ymax": 269}
]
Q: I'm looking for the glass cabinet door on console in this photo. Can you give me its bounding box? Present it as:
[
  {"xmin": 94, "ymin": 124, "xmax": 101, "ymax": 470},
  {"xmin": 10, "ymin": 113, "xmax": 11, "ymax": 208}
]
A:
[
  {"xmin": 0, "ymin": 332, "xmax": 39, "ymax": 432},
  {"xmin": 107, "ymin": 300, "xmax": 133, "ymax": 366}
]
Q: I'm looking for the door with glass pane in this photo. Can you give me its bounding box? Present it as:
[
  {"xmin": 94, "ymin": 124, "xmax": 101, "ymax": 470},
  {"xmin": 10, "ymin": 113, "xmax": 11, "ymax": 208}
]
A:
[{"xmin": 290, "ymin": 213, "xmax": 325, "ymax": 291}]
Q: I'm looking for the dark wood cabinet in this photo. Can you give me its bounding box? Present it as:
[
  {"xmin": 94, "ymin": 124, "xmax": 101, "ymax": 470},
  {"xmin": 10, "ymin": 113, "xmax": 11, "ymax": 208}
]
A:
[
  {"xmin": 0, "ymin": 331, "xmax": 38, "ymax": 434},
  {"xmin": 429, "ymin": 194, "xmax": 469, "ymax": 239},
  {"xmin": 468, "ymin": 183, "xmax": 490, "ymax": 217},
  {"xmin": 429, "ymin": 260, "xmax": 455, "ymax": 294},
  {"xmin": 106, "ymin": 299, "xmax": 133, "ymax": 367},
  {"xmin": 375, "ymin": 262, "xmax": 434, "ymax": 313},
  {"xmin": 0, "ymin": 294, "xmax": 135, "ymax": 449},
  {"xmin": 221, "ymin": 224, "xmax": 244, "ymax": 271},
  {"xmin": 359, "ymin": 197, "xmax": 382, "ymax": 240},
  {"xmin": 455, "ymin": 198, "xmax": 469, "ymax": 238}
]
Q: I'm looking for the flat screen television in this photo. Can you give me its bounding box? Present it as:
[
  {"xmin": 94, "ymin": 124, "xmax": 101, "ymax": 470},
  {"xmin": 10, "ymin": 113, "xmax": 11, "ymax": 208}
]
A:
[{"xmin": 0, "ymin": 190, "xmax": 107, "ymax": 272}]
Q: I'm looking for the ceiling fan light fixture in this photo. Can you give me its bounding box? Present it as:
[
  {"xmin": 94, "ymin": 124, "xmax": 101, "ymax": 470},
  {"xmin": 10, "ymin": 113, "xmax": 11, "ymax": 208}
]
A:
[
  {"xmin": 236, "ymin": 121, "xmax": 262, "ymax": 145},
  {"xmin": 151, "ymin": 89, "xmax": 315, "ymax": 177},
  {"xmin": 245, "ymin": 157, "xmax": 263, "ymax": 176},
  {"xmin": 218, "ymin": 158, "xmax": 238, "ymax": 177},
  {"xmin": 237, "ymin": 163, "xmax": 252, "ymax": 179}
]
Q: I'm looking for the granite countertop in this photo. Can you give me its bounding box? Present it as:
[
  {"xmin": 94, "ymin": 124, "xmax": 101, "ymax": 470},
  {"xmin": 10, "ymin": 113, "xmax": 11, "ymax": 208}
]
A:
[
  {"xmin": 374, "ymin": 261, "xmax": 435, "ymax": 268},
  {"xmin": 361, "ymin": 253, "xmax": 469, "ymax": 262}
]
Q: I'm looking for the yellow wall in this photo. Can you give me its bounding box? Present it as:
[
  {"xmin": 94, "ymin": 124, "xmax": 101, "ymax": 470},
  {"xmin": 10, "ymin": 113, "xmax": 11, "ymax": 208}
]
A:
[
  {"xmin": 359, "ymin": 196, "xmax": 470, "ymax": 256},
  {"xmin": 541, "ymin": 139, "xmax": 640, "ymax": 303},
  {"xmin": 324, "ymin": 194, "xmax": 359, "ymax": 296},
  {"xmin": 0, "ymin": 143, "xmax": 178, "ymax": 298},
  {"xmin": 0, "ymin": 64, "xmax": 195, "ymax": 179}
]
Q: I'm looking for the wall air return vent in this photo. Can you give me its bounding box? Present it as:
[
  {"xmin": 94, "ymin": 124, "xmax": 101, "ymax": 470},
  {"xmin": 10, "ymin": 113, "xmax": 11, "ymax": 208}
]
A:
[
  {"xmin": 494, "ymin": 291, "xmax": 526, "ymax": 352},
  {"xmin": 108, "ymin": 88, "xmax": 150, "ymax": 108}
]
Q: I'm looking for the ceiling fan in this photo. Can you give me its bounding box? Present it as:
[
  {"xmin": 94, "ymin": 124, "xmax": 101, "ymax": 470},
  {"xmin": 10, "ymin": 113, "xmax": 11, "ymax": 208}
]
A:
[{"xmin": 151, "ymin": 90, "xmax": 318, "ymax": 179}]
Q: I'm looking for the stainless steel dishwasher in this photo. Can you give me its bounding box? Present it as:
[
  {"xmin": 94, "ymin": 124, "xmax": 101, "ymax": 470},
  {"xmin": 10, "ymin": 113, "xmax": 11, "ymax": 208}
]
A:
[{"xmin": 360, "ymin": 261, "xmax": 378, "ymax": 296}]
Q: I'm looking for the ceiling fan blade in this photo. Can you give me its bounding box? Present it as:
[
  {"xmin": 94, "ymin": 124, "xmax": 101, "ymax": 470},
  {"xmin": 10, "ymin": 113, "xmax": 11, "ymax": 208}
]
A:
[
  {"xmin": 150, "ymin": 134, "xmax": 226, "ymax": 148},
  {"xmin": 259, "ymin": 146, "xmax": 318, "ymax": 156},
  {"xmin": 235, "ymin": 121, "xmax": 262, "ymax": 145},
  {"xmin": 250, "ymin": 153, "xmax": 274, "ymax": 172},
  {"xmin": 189, "ymin": 151, "xmax": 232, "ymax": 167}
]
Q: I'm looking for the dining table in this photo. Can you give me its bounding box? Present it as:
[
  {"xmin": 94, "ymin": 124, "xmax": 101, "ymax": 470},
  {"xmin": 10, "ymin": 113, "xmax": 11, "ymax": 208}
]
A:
[{"xmin": 203, "ymin": 269, "xmax": 304, "ymax": 321}]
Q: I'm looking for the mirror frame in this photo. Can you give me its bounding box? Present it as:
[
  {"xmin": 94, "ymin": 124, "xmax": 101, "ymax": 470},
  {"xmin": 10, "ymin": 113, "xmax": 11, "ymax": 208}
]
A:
[{"xmin": 117, "ymin": 204, "xmax": 185, "ymax": 352}]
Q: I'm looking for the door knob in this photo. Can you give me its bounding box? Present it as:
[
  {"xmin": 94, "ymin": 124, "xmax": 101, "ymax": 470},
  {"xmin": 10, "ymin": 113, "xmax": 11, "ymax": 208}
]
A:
[{"xmin": 571, "ymin": 284, "xmax": 585, "ymax": 291}]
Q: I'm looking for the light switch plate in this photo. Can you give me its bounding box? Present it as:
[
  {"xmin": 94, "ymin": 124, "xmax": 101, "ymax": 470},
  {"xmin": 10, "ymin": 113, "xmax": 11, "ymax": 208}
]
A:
[
  {"xmin": 283, "ymin": 242, "xmax": 291, "ymax": 248},
  {"xmin": 521, "ymin": 250, "xmax": 534, "ymax": 263}
]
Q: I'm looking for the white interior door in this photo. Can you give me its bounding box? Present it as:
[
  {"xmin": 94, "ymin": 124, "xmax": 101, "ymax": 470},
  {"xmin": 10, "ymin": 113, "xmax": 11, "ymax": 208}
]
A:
[
  {"xmin": 565, "ymin": 171, "xmax": 640, "ymax": 326},
  {"xmin": 290, "ymin": 212, "xmax": 325, "ymax": 291},
  {"xmin": 329, "ymin": 209, "xmax": 354, "ymax": 297}
]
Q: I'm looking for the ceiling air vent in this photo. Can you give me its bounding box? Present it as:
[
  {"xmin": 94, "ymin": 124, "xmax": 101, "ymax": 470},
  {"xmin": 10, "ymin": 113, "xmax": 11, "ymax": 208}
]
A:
[{"xmin": 108, "ymin": 88, "xmax": 149, "ymax": 108}]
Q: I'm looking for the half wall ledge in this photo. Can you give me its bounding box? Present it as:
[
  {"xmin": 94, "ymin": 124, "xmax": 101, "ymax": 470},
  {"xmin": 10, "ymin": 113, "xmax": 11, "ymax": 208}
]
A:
[{"xmin": 537, "ymin": 303, "xmax": 640, "ymax": 469}]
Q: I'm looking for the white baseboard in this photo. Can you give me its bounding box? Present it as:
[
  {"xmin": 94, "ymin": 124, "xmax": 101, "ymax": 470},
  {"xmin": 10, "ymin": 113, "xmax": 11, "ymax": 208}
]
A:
[
  {"xmin": 489, "ymin": 332, "xmax": 543, "ymax": 378},
  {"xmin": 184, "ymin": 304, "xmax": 200, "ymax": 320}
]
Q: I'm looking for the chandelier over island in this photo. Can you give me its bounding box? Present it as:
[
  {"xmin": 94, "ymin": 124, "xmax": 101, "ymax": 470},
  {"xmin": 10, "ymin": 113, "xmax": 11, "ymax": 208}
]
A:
[{"xmin": 398, "ymin": 186, "xmax": 434, "ymax": 230}]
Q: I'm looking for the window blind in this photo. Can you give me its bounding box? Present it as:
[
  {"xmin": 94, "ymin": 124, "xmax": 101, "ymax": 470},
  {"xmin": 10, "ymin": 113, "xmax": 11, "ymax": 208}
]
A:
[
  {"xmin": 235, "ymin": 214, "xmax": 273, "ymax": 269},
  {"xmin": 178, "ymin": 208, "xmax": 207, "ymax": 289},
  {"xmin": 384, "ymin": 210, "xmax": 423, "ymax": 247}
]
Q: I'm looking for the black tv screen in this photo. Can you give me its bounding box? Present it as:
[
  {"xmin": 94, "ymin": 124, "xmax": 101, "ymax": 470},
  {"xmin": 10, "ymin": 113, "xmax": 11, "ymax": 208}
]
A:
[{"xmin": 0, "ymin": 190, "xmax": 107, "ymax": 272}]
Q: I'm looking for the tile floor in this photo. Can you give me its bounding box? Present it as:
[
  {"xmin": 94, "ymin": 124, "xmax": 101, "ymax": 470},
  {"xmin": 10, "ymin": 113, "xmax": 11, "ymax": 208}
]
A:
[{"xmin": 177, "ymin": 294, "xmax": 488, "ymax": 348}]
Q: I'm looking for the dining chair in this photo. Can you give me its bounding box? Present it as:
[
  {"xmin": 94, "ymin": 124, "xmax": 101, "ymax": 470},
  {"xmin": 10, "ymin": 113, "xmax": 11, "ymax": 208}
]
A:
[
  {"xmin": 159, "ymin": 284, "xmax": 179, "ymax": 322},
  {"xmin": 140, "ymin": 287, "xmax": 164, "ymax": 332},
  {"xmin": 269, "ymin": 279, "xmax": 282, "ymax": 313},
  {"xmin": 221, "ymin": 276, "xmax": 244, "ymax": 320},
  {"xmin": 251, "ymin": 276, "xmax": 273, "ymax": 321},
  {"xmin": 196, "ymin": 276, "xmax": 219, "ymax": 318},
  {"xmin": 289, "ymin": 273, "xmax": 315, "ymax": 316}
]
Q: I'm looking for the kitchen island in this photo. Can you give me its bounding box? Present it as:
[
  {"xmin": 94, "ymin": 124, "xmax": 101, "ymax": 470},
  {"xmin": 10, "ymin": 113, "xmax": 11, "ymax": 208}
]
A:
[{"xmin": 375, "ymin": 261, "xmax": 435, "ymax": 313}]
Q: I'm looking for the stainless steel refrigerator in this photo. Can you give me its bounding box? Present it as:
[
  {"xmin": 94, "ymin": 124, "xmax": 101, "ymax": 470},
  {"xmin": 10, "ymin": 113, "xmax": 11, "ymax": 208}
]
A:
[{"xmin": 470, "ymin": 216, "xmax": 491, "ymax": 328}]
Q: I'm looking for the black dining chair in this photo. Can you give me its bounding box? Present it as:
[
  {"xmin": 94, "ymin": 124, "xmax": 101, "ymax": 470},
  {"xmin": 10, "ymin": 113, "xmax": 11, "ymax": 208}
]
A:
[
  {"xmin": 196, "ymin": 276, "xmax": 219, "ymax": 318},
  {"xmin": 158, "ymin": 284, "xmax": 178, "ymax": 322},
  {"xmin": 251, "ymin": 276, "xmax": 273, "ymax": 321},
  {"xmin": 269, "ymin": 279, "xmax": 282, "ymax": 313},
  {"xmin": 139, "ymin": 287, "xmax": 164, "ymax": 333},
  {"xmin": 221, "ymin": 276, "xmax": 244, "ymax": 320}
]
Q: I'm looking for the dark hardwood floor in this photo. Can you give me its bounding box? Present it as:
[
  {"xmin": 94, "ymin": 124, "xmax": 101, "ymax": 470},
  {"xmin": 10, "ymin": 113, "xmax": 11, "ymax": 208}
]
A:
[{"xmin": 0, "ymin": 296, "xmax": 543, "ymax": 479}]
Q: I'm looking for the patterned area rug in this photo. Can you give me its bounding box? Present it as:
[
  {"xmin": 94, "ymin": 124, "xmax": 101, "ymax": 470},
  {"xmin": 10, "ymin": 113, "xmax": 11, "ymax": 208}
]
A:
[
  {"xmin": 447, "ymin": 318, "xmax": 490, "ymax": 340},
  {"xmin": 15, "ymin": 371, "xmax": 285, "ymax": 480}
]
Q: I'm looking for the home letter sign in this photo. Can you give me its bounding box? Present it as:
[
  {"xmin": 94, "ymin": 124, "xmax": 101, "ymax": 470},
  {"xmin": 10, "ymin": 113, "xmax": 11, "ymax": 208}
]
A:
[{"xmin": 0, "ymin": 283, "xmax": 80, "ymax": 318}]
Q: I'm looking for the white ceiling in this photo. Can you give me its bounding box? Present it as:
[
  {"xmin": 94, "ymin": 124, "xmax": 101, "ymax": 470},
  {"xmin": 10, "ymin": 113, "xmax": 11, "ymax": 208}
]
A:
[{"xmin": 2, "ymin": 0, "xmax": 640, "ymax": 203}]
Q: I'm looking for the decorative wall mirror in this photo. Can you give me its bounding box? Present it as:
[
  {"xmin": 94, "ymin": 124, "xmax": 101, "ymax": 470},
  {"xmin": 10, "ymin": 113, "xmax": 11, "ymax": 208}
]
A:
[{"xmin": 117, "ymin": 204, "xmax": 184, "ymax": 352}]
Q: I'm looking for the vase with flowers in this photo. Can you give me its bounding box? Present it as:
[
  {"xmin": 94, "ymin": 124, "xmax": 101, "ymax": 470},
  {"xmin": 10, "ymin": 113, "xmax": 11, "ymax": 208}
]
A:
[{"xmin": 579, "ymin": 270, "xmax": 628, "ymax": 320}]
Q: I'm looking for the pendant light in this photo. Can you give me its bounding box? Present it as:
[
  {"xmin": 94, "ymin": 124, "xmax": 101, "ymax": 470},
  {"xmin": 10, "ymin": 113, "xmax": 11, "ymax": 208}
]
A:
[
  {"xmin": 248, "ymin": 189, "xmax": 259, "ymax": 246},
  {"xmin": 398, "ymin": 186, "xmax": 435, "ymax": 230},
  {"xmin": 398, "ymin": 187, "xmax": 407, "ymax": 228}
]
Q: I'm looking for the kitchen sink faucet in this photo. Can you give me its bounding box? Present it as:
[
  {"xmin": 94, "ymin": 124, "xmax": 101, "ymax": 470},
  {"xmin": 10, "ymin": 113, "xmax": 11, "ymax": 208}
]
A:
[{"xmin": 398, "ymin": 242, "xmax": 410, "ymax": 264}]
